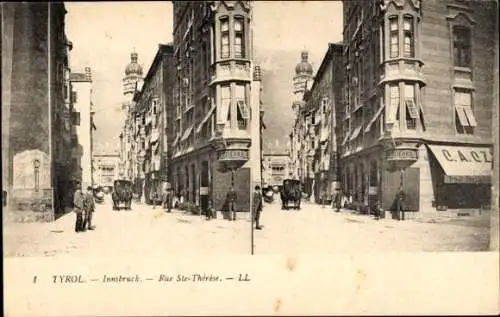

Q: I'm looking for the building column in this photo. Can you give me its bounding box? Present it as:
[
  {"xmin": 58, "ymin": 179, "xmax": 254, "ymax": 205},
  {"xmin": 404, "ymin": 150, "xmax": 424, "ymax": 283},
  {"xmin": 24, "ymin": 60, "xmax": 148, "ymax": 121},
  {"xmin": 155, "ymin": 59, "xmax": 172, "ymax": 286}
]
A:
[{"xmin": 2, "ymin": 3, "xmax": 15, "ymax": 206}]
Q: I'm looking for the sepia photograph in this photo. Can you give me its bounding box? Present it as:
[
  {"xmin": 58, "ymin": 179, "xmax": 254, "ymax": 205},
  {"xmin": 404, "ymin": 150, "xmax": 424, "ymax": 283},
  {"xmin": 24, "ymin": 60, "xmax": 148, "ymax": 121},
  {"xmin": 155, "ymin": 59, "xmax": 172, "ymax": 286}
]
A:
[{"xmin": 2, "ymin": 0, "xmax": 499, "ymax": 316}]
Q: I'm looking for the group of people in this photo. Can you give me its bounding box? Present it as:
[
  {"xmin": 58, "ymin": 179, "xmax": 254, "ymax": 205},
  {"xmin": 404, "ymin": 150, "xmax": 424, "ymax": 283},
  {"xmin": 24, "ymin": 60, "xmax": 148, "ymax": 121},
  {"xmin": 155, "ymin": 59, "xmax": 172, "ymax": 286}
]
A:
[
  {"xmin": 331, "ymin": 185, "xmax": 407, "ymax": 221},
  {"xmin": 157, "ymin": 185, "xmax": 264, "ymax": 230},
  {"xmin": 73, "ymin": 183, "xmax": 96, "ymax": 232}
]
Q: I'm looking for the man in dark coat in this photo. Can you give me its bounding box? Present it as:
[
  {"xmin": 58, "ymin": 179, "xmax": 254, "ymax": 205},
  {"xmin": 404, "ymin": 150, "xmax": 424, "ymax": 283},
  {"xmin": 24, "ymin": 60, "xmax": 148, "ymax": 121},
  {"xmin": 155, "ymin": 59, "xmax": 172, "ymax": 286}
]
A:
[
  {"xmin": 396, "ymin": 185, "xmax": 406, "ymax": 221},
  {"xmin": 83, "ymin": 186, "xmax": 95, "ymax": 230},
  {"xmin": 163, "ymin": 186, "xmax": 173, "ymax": 213},
  {"xmin": 73, "ymin": 182, "xmax": 85, "ymax": 232},
  {"xmin": 253, "ymin": 185, "xmax": 263, "ymax": 230},
  {"xmin": 226, "ymin": 186, "xmax": 237, "ymax": 221}
]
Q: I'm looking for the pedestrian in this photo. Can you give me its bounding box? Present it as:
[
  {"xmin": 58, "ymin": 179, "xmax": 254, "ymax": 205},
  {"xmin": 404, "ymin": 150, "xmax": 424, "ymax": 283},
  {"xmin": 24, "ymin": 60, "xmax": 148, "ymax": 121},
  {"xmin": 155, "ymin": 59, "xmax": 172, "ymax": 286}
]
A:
[
  {"xmin": 73, "ymin": 182, "xmax": 85, "ymax": 232},
  {"xmin": 83, "ymin": 186, "xmax": 95, "ymax": 230},
  {"xmin": 396, "ymin": 185, "xmax": 406, "ymax": 221},
  {"xmin": 163, "ymin": 186, "xmax": 173, "ymax": 213},
  {"xmin": 253, "ymin": 185, "xmax": 263, "ymax": 230},
  {"xmin": 373, "ymin": 199, "xmax": 382, "ymax": 220},
  {"xmin": 206, "ymin": 199, "xmax": 215, "ymax": 220},
  {"xmin": 225, "ymin": 186, "xmax": 237, "ymax": 221}
]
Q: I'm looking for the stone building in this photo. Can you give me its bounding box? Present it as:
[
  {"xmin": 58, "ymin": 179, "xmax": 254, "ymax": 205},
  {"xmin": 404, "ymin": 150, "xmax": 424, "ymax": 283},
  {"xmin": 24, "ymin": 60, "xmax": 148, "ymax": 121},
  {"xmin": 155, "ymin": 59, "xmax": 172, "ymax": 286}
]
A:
[
  {"xmin": 93, "ymin": 152, "xmax": 120, "ymax": 190},
  {"xmin": 170, "ymin": 1, "xmax": 262, "ymax": 213},
  {"xmin": 303, "ymin": 43, "xmax": 344, "ymax": 204},
  {"xmin": 70, "ymin": 67, "xmax": 96, "ymax": 191},
  {"xmin": 126, "ymin": 44, "xmax": 175, "ymax": 204},
  {"xmin": 119, "ymin": 51, "xmax": 143, "ymax": 179},
  {"xmin": 340, "ymin": 0, "xmax": 497, "ymax": 216},
  {"xmin": 262, "ymin": 152, "xmax": 292, "ymax": 190},
  {"xmin": 2, "ymin": 2, "xmax": 75, "ymax": 220},
  {"xmin": 289, "ymin": 51, "xmax": 315, "ymax": 197}
]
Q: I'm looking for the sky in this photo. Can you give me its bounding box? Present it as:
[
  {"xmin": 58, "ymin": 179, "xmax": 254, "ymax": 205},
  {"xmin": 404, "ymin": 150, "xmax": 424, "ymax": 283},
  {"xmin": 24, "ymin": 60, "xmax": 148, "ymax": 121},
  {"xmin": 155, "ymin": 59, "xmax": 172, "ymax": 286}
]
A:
[{"xmin": 65, "ymin": 1, "xmax": 343, "ymax": 154}]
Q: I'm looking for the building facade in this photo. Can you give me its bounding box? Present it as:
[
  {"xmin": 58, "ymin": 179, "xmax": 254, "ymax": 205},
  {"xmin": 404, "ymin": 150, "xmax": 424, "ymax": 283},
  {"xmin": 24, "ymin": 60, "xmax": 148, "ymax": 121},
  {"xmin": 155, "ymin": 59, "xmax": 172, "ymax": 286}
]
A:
[
  {"xmin": 289, "ymin": 51, "xmax": 315, "ymax": 197},
  {"xmin": 303, "ymin": 43, "xmax": 344, "ymax": 204},
  {"xmin": 70, "ymin": 67, "xmax": 96, "ymax": 190},
  {"xmin": 119, "ymin": 51, "xmax": 143, "ymax": 179},
  {"xmin": 2, "ymin": 2, "xmax": 75, "ymax": 220},
  {"xmin": 171, "ymin": 1, "xmax": 262, "ymax": 213},
  {"xmin": 125, "ymin": 44, "xmax": 175, "ymax": 204},
  {"xmin": 340, "ymin": 0, "xmax": 496, "ymax": 215},
  {"xmin": 262, "ymin": 152, "xmax": 292, "ymax": 190},
  {"xmin": 93, "ymin": 152, "xmax": 120, "ymax": 189}
]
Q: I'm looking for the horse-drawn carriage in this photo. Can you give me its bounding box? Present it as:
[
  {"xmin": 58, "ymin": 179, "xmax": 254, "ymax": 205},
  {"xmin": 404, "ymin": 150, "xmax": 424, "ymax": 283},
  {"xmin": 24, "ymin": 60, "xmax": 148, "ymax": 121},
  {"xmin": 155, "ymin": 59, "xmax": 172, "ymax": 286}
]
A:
[
  {"xmin": 111, "ymin": 180, "xmax": 133, "ymax": 210},
  {"xmin": 280, "ymin": 179, "xmax": 302, "ymax": 210}
]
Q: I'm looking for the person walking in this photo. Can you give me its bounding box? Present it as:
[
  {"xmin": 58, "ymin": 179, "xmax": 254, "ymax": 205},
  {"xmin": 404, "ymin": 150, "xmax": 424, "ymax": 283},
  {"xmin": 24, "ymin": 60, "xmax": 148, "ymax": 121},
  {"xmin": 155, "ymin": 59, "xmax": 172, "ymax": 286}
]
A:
[
  {"xmin": 253, "ymin": 185, "xmax": 263, "ymax": 230},
  {"xmin": 163, "ymin": 186, "xmax": 173, "ymax": 213},
  {"xmin": 73, "ymin": 182, "xmax": 85, "ymax": 232},
  {"xmin": 396, "ymin": 185, "xmax": 406, "ymax": 221},
  {"xmin": 206, "ymin": 199, "xmax": 215, "ymax": 220},
  {"xmin": 83, "ymin": 186, "xmax": 95, "ymax": 230},
  {"xmin": 226, "ymin": 186, "xmax": 237, "ymax": 221}
]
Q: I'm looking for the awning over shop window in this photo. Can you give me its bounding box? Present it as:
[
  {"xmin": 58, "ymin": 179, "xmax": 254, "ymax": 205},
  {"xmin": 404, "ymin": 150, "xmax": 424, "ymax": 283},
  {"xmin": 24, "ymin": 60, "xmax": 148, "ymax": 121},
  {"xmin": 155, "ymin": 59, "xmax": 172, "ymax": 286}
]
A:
[
  {"xmin": 349, "ymin": 125, "xmax": 362, "ymax": 141},
  {"xmin": 365, "ymin": 105, "xmax": 384, "ymax": 133},
  {"xmin": 171, "ymin": 134, "xmax": 180, "ymax": 147},
  {"xmin": 427, "ymin": 144, "xmax": 492, "ymax": 184},
  {"xmin": 150, "ymin": 129, "xmax": 160, "ymax": 143},
  {"xmin": 341, "ymin": 133, "xmax": 349, "ymax": 146},
  {"xmin": 195, "ymin": 106, "xmax": 215, "ymax": 134},
  {"xmin": 180, "ymin": 124, "xmax": 194, "ymax": 142}
]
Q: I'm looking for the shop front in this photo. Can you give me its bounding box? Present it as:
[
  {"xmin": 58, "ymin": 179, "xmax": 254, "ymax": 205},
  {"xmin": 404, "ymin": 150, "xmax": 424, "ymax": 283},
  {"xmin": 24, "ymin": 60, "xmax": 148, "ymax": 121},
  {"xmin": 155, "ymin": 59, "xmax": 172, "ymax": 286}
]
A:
[{"xmin": 427, "ymin": 144, "xmax": 492, "ymax": 211}]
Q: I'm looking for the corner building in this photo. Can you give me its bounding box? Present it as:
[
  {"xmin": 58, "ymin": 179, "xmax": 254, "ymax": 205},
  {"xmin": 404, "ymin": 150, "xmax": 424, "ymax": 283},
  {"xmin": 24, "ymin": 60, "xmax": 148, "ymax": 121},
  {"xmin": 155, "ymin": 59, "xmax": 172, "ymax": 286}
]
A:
[
  {"xmin": 171, "ymin": 1, "xmax": 262, "ymax": 213},
  {"xmin": 340, "ymin": 0, "xmax": 496, "ymax": 216}
]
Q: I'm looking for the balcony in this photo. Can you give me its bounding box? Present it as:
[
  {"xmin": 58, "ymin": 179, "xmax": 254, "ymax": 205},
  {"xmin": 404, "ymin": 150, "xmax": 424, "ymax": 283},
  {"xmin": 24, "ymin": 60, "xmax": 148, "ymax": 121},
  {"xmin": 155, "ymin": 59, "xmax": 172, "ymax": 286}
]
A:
[
  {"xmin": 209, "ymin": 60, "xmax": 251, "ymax": 84},
  {"xmin": 379, "ymin": 58, "xmax": 425, "ymax": 85}
]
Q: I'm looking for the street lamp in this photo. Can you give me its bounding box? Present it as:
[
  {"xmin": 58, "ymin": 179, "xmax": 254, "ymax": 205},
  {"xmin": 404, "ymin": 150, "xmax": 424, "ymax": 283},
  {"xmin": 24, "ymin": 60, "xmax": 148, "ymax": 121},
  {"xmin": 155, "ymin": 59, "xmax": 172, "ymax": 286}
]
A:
[{"xmin": 33, "ymin": 159, "xmax": 41, "ymax": 192}]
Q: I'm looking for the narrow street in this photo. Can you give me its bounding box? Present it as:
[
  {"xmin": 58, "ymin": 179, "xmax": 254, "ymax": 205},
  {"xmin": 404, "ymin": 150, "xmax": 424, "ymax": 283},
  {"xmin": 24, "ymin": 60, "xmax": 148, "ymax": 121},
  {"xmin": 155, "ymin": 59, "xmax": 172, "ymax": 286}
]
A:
[{"xmin": 3, "ymin": 195, "xmax": 490, "ymax": 257}]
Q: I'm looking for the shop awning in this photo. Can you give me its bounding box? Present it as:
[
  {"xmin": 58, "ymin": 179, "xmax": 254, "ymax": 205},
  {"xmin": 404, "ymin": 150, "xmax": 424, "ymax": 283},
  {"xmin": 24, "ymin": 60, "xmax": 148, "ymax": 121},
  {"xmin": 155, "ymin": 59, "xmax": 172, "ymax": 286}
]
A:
[
  {"xmin": 427, "ymin": 144, "xmax": 492, "ymax": 183},
  {"xmin": 365, "ymin": 105, "xmax": 384, "ymax": 133},
  {"xmin": 150, "ymin": 129, "xmax": 160, "ymax": 143},
  {"xmin": 180, "ymin": 124, "xmax": 194, "ymax": 142},
  {"xmin": 171, "ymin": 134, "xmax": 180, "ymax": 148},
  {"xmin": 349, "ymin": 125, "xmax": 363, "ymax": 141},
  {"xmin": 341, "ymin": 133, "xmax": 349, "ymax": 146},
  {"xmin": 195, "ymin": 106, "xmax": 215, "ymax": 134}
]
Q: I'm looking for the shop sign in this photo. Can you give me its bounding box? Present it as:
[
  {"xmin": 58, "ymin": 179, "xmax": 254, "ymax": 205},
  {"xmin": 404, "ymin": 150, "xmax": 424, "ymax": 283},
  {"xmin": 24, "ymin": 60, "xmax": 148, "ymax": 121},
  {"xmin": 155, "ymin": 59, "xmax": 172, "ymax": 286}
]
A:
[
  {"xmin": 440, "ymin": 148, "xmax": 492, "ymax": 163},
  {"xmin": 386, "ymin": 149, "xmax": 418, "ymax": 161},
  {"xmin": 217, "ymin": 149, "xmax": 249, "ymax": 161},
  {"xmin": 368, "ymin": 186, "xmax": 378, "ymax": 195},
  {"xmin": 200, "ymin": 187, "xmax": 209, "ymax": 195}
]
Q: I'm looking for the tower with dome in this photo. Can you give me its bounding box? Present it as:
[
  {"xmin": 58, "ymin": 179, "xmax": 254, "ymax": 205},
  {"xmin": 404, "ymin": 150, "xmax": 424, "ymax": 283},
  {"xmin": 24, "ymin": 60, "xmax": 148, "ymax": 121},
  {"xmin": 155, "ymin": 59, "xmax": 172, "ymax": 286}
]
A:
[
  {"xmin": 118, "ymin": 51, "xmax": 143, "ymax": 178},
  {"xmin": 289, "ymin": 50, "xmax": 315, "ymax": 192}
]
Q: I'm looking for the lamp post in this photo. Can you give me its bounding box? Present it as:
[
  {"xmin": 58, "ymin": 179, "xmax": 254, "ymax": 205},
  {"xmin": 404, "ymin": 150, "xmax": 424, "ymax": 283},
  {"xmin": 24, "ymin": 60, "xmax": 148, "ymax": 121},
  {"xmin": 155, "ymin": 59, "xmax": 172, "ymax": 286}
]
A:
[{"xmin": 33, "ymin": 159, "xmax": 41, "ymax": 193}]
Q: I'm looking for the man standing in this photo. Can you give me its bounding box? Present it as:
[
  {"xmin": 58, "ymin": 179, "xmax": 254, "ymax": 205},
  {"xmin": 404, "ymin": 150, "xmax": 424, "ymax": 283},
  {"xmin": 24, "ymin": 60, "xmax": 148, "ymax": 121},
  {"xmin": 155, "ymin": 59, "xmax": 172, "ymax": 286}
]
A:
[
  {"xmin": 163, "ymin": 185, "xmax": 173, "ymax": 213},
  {"xmin": 396, "ymin": 185, "xmax": 406, "ymax": 221},
  {"xmin": 73, "ymin": 182, "xmax": 85, "ymax": 232},
  {"xmin": 83, "ymin": 186, "xmax": 95, "ymax": 230},
  {"xmin": 226, "ymin": 186, "xmax": 237, "ymax": 221},
  {"xmin": 253, "ymin": 185, "xmax": 263, "ymax": 230}
]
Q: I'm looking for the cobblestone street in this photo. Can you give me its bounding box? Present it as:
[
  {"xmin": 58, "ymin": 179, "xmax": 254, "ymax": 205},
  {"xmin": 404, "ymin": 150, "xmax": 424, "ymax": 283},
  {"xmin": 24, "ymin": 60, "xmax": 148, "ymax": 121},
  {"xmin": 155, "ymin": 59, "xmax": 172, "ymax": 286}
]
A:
[{"xmin": 3, "ymin": 195, "xmax": 490, "ymax": 258}]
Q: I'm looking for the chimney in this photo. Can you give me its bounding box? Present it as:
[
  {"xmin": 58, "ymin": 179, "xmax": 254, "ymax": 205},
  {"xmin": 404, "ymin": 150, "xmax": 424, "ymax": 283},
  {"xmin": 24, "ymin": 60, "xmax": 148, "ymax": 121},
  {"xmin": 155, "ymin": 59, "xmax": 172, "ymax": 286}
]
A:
[{"xmin": 85, "ymin": 67, "xmax": 92, "ymax": 81}]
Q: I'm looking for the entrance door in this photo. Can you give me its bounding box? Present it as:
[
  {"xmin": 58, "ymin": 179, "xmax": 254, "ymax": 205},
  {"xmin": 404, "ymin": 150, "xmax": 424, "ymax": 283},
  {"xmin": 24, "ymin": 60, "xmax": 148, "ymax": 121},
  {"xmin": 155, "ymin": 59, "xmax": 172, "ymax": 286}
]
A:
[
  {"xmin": 381, "ymin": 167, "xmax": 420, "ymax": 211},
  {"xmin": 200, "ymin": 161, "xmax": 209, "ymax": 213}
]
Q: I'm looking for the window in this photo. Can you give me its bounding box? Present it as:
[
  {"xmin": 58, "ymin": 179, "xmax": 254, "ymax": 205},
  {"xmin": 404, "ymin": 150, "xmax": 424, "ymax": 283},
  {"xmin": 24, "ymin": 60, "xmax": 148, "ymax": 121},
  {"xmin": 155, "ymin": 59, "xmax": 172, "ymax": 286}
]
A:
[
  {"xmin": 71, "ymin": 111, "xmax": 81, "ymax": 126},
  {"xmin": 389, "ymin": 17, "xmax": 399, "ymax": 58},
  {"xmin": 454, "ymin": 90, "xmax": 476, "ymax": 134},
  {"xmin": 234, "ymin": 17, "xmax": 245, "ymax": 58},
  {"xmin": 71, "ymin": 91, "xmax": 77, "ymax": 104},
  {"xmin": 235, "ymin": 84, "xmax": 248, "ymax": 129},
  {"xmin": 403, "ymin": 17, "xmax": 414, "ymax": 58},
  {"xmin": 218, "ymin": 85, "xmax": 231, "ymax": 125},
  {"xmin": 220, "ymin": 18, "xmax": 229, "ymax": 59},
  {"xmin": 387, "ymin": 85, "xmax": 400, "ymax": 124},
  {"xmin": 152, "ymin": 99, "xmax": 158, "ymax": 115},
  {"xmin": 453, "ymin": 26, "xmax": 471, "ymax": 67},
  {"xmin": 404, "ymin": 84, "xmax": 417, "ymax": 129}
]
